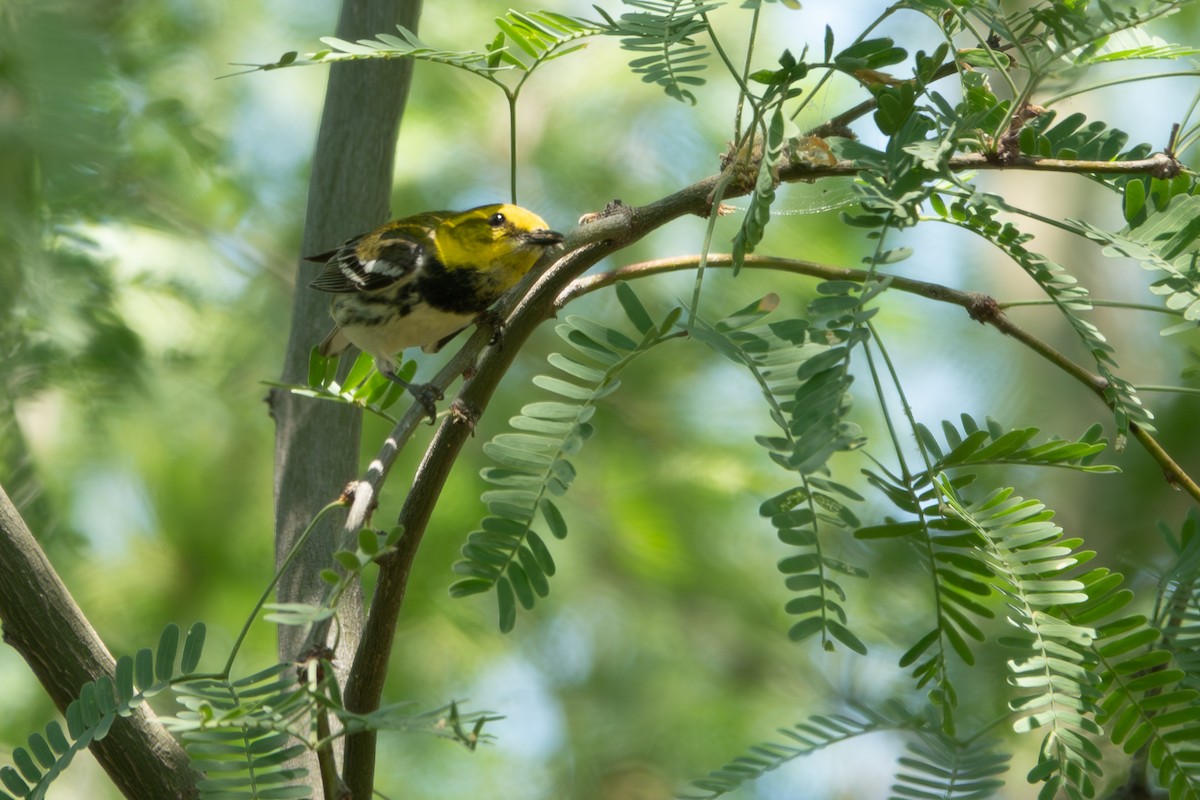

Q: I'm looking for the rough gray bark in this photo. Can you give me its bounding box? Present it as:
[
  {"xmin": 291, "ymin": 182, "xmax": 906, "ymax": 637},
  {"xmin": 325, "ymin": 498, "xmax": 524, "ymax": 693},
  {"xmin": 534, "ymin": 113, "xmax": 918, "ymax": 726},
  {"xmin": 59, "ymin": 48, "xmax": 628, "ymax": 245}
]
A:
[
  {"xmin": 0, "ymin": 483, "xmax": 195, "ymax": 799},
  {"xmin": 269, "ymin": 0, "xmax": 422, "ymax": 795},
  {"xmin": 270, "ymin": 0, "xmax": 422, "ymax": 663}
]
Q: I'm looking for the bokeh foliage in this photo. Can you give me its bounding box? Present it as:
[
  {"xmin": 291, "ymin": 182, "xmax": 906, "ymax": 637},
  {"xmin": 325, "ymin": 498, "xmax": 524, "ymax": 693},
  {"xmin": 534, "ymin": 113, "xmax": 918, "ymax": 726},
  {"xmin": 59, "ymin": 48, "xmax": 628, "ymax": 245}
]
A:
[{"xmin": 3, "ymin": 0, "xmax": 1200, "ymax": 798}]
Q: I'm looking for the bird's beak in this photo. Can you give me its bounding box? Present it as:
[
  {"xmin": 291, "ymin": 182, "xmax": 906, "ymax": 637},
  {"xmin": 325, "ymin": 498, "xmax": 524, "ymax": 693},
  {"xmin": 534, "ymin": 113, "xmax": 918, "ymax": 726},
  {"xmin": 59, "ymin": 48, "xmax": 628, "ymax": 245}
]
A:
[{"xmin": 525, "ymin": 228, "xmax": 565, "ymax": 246}]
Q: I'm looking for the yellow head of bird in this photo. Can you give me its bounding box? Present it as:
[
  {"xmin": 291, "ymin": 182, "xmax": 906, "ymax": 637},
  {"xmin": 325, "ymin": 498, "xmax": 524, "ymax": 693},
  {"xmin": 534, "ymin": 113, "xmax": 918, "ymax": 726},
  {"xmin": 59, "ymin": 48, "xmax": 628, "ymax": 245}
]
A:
[{"xmin": 433, "ymin": 204, "xmax": 563, "ymax": 279}]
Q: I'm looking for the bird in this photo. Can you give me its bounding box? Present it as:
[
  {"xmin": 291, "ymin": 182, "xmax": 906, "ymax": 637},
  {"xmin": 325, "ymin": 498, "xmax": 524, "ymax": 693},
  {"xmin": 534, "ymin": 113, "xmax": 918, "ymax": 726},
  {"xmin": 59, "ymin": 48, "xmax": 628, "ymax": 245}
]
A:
[{"xmin": 306, "ymin": 203, "xmax": 563, "ymax": 417}]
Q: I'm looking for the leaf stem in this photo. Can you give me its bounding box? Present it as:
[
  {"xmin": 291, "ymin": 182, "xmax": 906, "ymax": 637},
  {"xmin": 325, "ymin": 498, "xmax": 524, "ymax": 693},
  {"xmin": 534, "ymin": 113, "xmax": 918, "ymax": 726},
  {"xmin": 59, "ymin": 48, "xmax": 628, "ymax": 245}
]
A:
[
  {"xmin": 1134, "ymin": 385, "xmax": 1200, "ymax": 396},
  {"xmin": 1043, "ymin": 70, "xmax": 1200, "ymax": 107},
  {"xmin": 731, "ymin": 1, "xmax": 762, "ymax": 141},
  {"xmin": 1000, "ymin": 299, "xmax": 1182, "ymax": 315},
  {"xmin": 687, "ymin": 172, "xmax": 736, "ymax": 329},
  {"xmin": 864, "ymin": 322, "xmax": 937, "ymax": 487},
  {"xmin": 507, "ymin": 93, "xmax": 519, "ymax": 204},
  {"xmin": 226, "ymin": 501, "xmax": 346, "ymax": 676}
]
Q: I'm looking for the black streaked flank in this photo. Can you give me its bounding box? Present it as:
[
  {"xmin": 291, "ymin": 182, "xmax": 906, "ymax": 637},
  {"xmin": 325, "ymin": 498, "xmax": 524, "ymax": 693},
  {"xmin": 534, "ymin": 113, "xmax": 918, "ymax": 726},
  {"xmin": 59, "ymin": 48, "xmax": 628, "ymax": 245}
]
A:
[{"xmin": 416, "ymin": 256, "xmax": 493, "ymax": 314}]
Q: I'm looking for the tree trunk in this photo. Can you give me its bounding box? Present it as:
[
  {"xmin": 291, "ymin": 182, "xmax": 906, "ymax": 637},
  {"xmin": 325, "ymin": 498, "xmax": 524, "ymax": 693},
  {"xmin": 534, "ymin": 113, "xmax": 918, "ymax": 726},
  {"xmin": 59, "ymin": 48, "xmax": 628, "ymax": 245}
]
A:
[{"xmin": 269, "ymin": 0, "xmax": 423, "ymax": 793}]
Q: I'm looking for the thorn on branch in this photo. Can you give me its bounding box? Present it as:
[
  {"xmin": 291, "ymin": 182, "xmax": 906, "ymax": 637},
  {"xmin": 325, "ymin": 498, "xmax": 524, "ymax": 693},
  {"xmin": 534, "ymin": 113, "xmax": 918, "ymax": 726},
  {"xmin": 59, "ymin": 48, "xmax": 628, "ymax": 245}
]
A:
[
  {"xmin": 1165, "ymin": 122, "xmax": 1181, "ymax": 159},
  {"xmin": 1165, "ymin": 467, "xmax": 1183, "ymax": 492},
  {"xmin": 578, "ymin": 199, "xmax": 631, "ymax": 227}
]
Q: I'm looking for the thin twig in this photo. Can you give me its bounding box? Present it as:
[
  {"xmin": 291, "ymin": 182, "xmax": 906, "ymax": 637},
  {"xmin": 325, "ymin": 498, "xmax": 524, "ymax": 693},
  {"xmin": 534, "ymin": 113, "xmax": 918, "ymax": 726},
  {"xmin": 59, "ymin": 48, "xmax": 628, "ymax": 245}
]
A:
[
  {"xmin": 776, "ymin": 151, "xmax": 1183, "ymax": 183},
  {"xmin": 560, "ymin": 253, "xmax": 1200, "ymax": 503}
]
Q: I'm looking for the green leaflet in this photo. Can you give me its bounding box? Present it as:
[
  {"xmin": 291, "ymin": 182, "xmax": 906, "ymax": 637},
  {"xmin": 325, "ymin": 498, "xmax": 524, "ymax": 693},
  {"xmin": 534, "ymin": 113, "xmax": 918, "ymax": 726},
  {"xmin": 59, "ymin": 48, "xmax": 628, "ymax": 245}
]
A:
[
  {"xmin": 729, "ymin": 47, "xmax": 810, "ymax": 274},
  {"xmin": 275, "ymin": 349, "xmax": 410, "ymax": 424},
  {"xmin": 346, "ymin": 700, "xmax": 502, "ymax": 751},
  {"xmin": 730, "ymin": 106, "xmax": 786, "ymax": 274},
  {"xmin": 1067, "ymin": 512, "xmax": 1200, "ymax": 800},
  {"xmin": 1073, "ymin": 193, "xmax": 1200, "ymax": 336},
  {"xmin": 679, "ymin": 707, "xmax": 912, "ymax": 799},
  {"xmin": 863, "ymin": 415, "xmax": 1114, "ymax": 742},
  {"xmin": 170, "ymin": 657, "xmax": 497, "ymax": 800},
  {"xmin": 832, "ymin": 36, "xmax": 907, "ymax": 70},
  {"xmin": 593, "ymin": 0, "xmax": 718, "ymax": 104},
  {"xmin": 891, "ymin": 732, "xmax": 1011, "ymax": 800},
  {"xmin": 694, "ymin": 289, "xmax": 872, "ymax": 654},
  {"xmin": 857, "ymin": 465, "xmax": 990, "ymax": 734},
  {"xmin": 1012, "ymin": 107, "xmax": 1198, "ymax": 341},
  {"xmin": 1074, "ymin": 26, "xmax": 1200, "ymax": 64},
  {"xmin": 237, "ymin": 14, "xmax": 601, "ymax": 79},
  {"xmin": 915, "ymin": 415, "xmax": 1116, "ymax": 480},
  {"xmin": 172, "ymin": 662, "xmax": 314, "ymax": 800},
  {"xmin": 1019, "ymin": 109, "xmax": 1136, "ymax": 163},
  {"xmin": 680, "ymin": 704, "xmax": 1012, "ymax": 800},
  {"xmin": 238, "ymin": 26, "xmax": 505, "ymax": 76},
  {"xmin": 866, "ymin": 408, "xmax": 1116, "ymax": 735},
  {"xmin": 489, "ymin": 10, "xmax": 602, "ymax": 70},
  {"xmin": 938, "ymin": 481, "xmax": 1103, "ymax": 800},
  {"xmin": 454, "ymin": 286, "xmax": 681, "ymax": 632},
  {"xmin": 938, "ymin": 0, "xmax": 1192, "ymax": 73},
  {"xmin": 766, "ymin": 482, "xmax": 868, "ymax": 655},
  {"xmin": 0, "ymin": 623, "xmax": 207, "ymax": 800},
  {"xmin": 174, "ymin": 670, "xmax": 497, "ymax": 798}
]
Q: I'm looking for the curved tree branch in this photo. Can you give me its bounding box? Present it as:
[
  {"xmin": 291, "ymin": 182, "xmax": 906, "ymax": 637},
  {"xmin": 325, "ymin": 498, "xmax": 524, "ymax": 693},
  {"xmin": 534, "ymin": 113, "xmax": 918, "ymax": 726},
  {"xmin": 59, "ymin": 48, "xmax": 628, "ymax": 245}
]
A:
[{"xmin": 335, "ymin": 136, "xmax": 1189, "ymax": 796}]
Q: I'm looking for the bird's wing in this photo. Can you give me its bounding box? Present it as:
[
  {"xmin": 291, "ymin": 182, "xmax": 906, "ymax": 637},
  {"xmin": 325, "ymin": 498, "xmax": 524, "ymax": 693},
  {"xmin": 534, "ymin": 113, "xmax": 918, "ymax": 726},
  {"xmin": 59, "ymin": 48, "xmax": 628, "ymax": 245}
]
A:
[{"xmin": 307, "ymin": 213, "xmax": 447, "ymax": 294}]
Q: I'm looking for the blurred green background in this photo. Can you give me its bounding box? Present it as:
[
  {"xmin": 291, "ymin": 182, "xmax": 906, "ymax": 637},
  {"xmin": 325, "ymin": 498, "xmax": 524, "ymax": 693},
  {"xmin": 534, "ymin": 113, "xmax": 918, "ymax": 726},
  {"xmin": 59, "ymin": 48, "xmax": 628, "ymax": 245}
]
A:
[{"xmin": 2, "ymin": 0, "xmax": 1199, "ymax": 798}]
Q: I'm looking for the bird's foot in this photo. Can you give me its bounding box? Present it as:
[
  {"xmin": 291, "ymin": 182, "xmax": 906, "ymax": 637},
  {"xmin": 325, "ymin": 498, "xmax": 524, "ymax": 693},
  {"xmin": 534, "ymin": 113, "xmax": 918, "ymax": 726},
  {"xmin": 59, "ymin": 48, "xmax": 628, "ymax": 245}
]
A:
[
  {"xmin": 381, "ymin": 368, "xmax": 442, "ymax": 423},
  {"xmin": 409, "ymin": 382, "xmax": 444, "ymax": 423}
]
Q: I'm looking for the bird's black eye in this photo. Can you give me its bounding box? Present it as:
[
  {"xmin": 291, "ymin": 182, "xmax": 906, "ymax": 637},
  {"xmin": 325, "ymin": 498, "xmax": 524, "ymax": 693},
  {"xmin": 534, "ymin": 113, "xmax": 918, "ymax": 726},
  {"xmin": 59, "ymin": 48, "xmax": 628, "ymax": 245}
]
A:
[{"xmin": 488, "ymin": 212, "xmax": 506, "ymax": 228}]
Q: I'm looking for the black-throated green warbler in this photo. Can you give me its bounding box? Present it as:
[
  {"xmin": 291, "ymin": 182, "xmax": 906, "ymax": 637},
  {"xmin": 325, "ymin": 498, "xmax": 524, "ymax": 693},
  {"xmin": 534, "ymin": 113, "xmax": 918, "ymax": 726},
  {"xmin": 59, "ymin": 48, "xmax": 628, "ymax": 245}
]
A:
[{"xmin": 307, "ymin": 203, "xmax": 563, "ymax": 410}]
